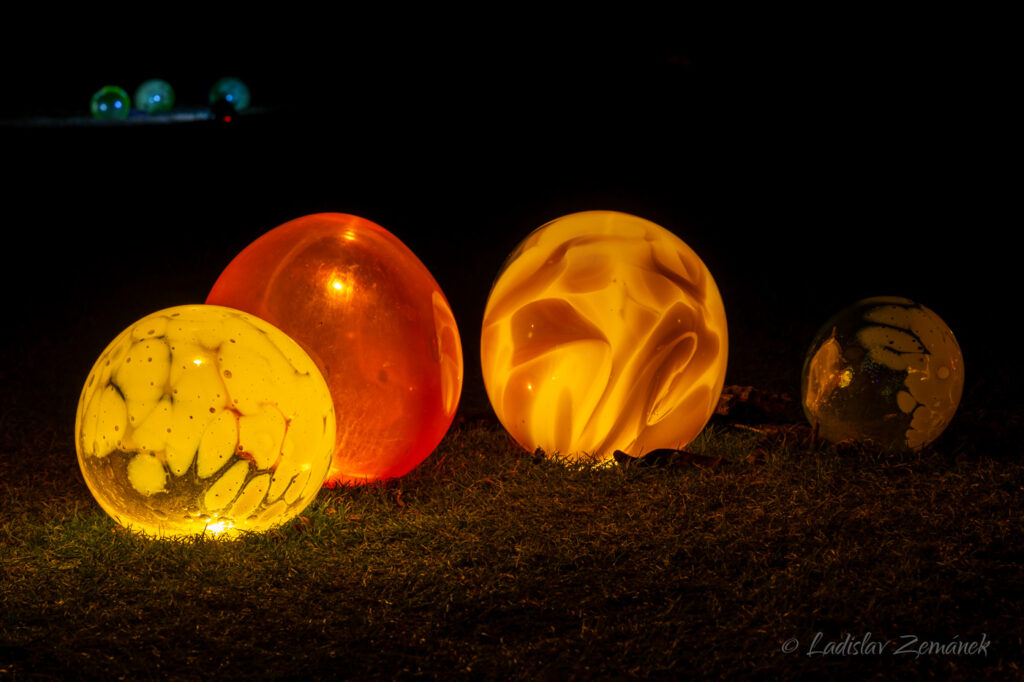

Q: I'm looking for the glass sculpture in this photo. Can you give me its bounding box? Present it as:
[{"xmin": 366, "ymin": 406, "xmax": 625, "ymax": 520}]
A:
[
  {"xmin": 481, "ymin": 210, "xmax": 728, "ymax": 462},
  {"xmin": 207, "ymin": 213, "xmax": 463, "ymax": 485},
  {"xmin": 802, "ymin": 296, "xmax": 964, "ymax": 451},
  {"xmin": 75, "ymin": 305, "xmax": 336, "ymax": 537}
]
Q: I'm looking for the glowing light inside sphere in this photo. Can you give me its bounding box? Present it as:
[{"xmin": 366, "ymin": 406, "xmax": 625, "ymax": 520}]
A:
[
  {"xmin": 134, "ymin": 78, "xmax": 175, "ymax": 114},
  {"xmin": 90, "ymin": 85, "xmax": 130, "ymax": 120},
  {"xmin": 75, "ymin": 305, "xmax": 336, "ymax": 538},
  {"xmin": 801, "ymin": 296, "xmax": 964, "ymax": 451},
  {"xmin": 481, "ymin": 210, "xmax": 728, "ymax": 462},
  {"xmin": 208, "ymin": 77, "xmax": 251, "ymax": 111},
  {"xmin": 207, "ymin": 213, "xmax": 463, "ymax": 485}
]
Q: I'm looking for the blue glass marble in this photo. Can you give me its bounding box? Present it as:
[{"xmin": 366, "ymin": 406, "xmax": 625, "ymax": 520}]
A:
[{"xmin": 208, "ymin": 77, "xmax": 251, "ymax": 111}]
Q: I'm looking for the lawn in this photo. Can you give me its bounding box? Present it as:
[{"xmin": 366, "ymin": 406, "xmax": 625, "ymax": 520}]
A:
[{"xmin": 2, "ymin": 380, "xmax": 1021, "ymax": 679}]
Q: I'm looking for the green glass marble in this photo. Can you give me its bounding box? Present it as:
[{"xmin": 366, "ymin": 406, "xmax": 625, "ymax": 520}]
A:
[
  {"xmin": 209, "ymin": 77, "xmax": 251, "ymax": 111},
  {"xmin": 134, "ymin": 79, "xmax": 175, "ymax": 114},
  {"xmin": 90, "ymin": 85, "xmax": 130, "ymax": 120}
]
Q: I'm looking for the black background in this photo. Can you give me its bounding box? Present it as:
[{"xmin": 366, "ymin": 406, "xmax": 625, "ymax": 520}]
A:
[{"xmin": 2, "ymin": 20, "xmax": 1014, "ymax": 422}]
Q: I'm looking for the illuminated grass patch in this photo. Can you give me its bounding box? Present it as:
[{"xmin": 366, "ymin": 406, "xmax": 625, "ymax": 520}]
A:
[{"xmin": 1, "ymin": 412, "xmax": 1021, "ymax": 679}]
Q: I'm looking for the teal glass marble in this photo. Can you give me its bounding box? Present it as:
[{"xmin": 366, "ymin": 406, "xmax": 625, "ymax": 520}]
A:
[
  {"xmin": 209, "ymin": 77, "xmax": 251, "ymax": 111},
  {"xmin": 134, "ymin": 79, "xmax": 175, "ymax": 114},
  {"xmin": 90, "ymin": 85, "xmax": 130, "ymax": 120}
]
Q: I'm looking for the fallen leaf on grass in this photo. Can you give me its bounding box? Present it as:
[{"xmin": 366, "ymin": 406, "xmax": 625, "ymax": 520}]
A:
[
  {"xmin": 613, "ymin": 448, "xmax": 726, "ymax": 469},
  {"xmin": 291, "ymin": 516, "xmax": 313, "ymax": 533},
  {"xmin": 745, "ymin": 449, "xmax": 769, "ymax": 465}
]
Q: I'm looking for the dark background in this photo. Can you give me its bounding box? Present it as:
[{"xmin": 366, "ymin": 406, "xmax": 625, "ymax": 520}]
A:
[{"xmin": 2, "ymin": 24, "xmax": 1014, "ymax": 428}]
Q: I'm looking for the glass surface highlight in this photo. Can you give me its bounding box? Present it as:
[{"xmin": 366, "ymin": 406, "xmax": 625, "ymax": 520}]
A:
[
  {"xmin": 801, "ymin": 296, "xmax": 964, "ymax": 451},
  {"xmin": 75, "ymin": 305, "xmax": 336, "ymax": 538},
  {"xmin": 481, "ymin": 210, "xmax": 728, "ymax": 462},
  {"xmin": 207, "ymin": 213, "xmax": 463, "ymax": 485}
]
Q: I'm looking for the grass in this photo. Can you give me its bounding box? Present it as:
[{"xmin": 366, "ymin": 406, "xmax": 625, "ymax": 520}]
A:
[{"xmin": 1, "ymin": 399, "xmax": 1022, "ymax": 680}]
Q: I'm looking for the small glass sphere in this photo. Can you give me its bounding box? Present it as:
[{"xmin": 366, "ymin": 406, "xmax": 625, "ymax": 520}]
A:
[
  {"xmin": 801, "ymin": 296, "xmax": 964, "ymax": 451},
  {"xmin": 90, "ymin": 85, "xmax": 130, "ymax": 120},
  {"xmin": 209, "ymin": 77, "xmax": 251, "ymax": 111},
  {"xmin": 134, "ymin": 78, "xmax": 175, "ymax": 114},
  {"xmin": 481, "ymin": 210, "xmax": 728, "ymax": 463},
  {"xmin": 75, "ymin": 305, "xmax": 337, "ymax": 538}
]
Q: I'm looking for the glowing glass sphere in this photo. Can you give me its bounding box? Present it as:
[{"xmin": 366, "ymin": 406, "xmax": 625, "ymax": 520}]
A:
[
  {"xmin": 134, "ymin": 78, "xmax": 175, "ymax": 114},
  {"xmin": 481, "ymin": 210, "xmax": 728, "ymax": 462},
  {"xmin": 801, "ymin": 296, "xmax": 964, "ymax": 451},
  {"xmin": 75, "ymin": 305, "xmax": 336, "ymax": 538},
  {"xmin": 207, "ymin": 213, "xmax": 463, "ymax": 485},
  {"xmin": 209, "ymin": 77, "xmax": 251, "ymax": 111},
  {"xmin": 90, "ymin": 85, "xmax": 130, "ymax": 120}
]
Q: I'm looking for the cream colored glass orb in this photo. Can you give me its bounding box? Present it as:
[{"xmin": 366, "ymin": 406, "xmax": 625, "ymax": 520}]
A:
[
  {"xmin": 481, "ymin": 210, "xmax": 728, "ymax": 461},
  {"xmin": 802, "ymin": 296, "xmax": 964, "ymax": 451},
  {"xmin": 75, "ymin": 305, "xmax": 337, "ymax": 538}
]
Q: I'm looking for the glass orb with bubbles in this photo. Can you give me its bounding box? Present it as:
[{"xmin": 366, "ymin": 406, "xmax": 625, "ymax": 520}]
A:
[
  {"xmin": 801, "ymin": 296, "xmax": 964, "ymax": 451},
  {"xmin": 75, "ymin": 305, "xmax": 337, "ymax": 538}
]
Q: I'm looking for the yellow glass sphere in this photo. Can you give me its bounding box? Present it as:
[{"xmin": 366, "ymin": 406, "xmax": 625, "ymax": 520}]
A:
[
  {"xmin": 75, "ymin": 305, "xmax": 337, "ymax": 538},
  {"xmin": 802, "ymin": 296, "xmax": 964, "ymax": 451},
  {"xmin": 481, "ymin": 210, "xmax": 728, "ymax": 462}
]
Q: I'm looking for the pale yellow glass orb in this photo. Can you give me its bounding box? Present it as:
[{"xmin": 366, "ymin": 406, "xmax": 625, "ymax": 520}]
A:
[
  {"xmin": 802, "ymin": 296, "xmax": 964, "ymax": 451},
  {"xmin": 75, "ymin": 305, "xmax": 337, "ymax": 538},
  {"xmin": 481, "ymin": 210, "xmax": 728, "ymax": 461}
]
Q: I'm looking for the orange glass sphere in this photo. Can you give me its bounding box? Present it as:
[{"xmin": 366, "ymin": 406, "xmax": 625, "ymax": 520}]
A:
[
  {"xmin": 481, "ymin": 210, "xmax": 728, "ymax": 462},
  {"xmin": 207, "ymin": 213, "xmax": 463, "ymax": 485}
]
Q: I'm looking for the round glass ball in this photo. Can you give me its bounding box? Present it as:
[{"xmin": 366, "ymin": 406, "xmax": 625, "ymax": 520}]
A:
[
  {"xmin": 209, "ymin": 77, "xmax": 251, "ymax": 111},
  {"xmin": 90, "ymin": 85, "xmax": 130, "ymax": 120},
  {"xmin": 481, "ymin": 210, "xmax": 728, "ymax": 462},
  {"xmin": 75, "ymin": 305, "xmax": 336, "ymax": 538},
  {"xmin": 801, "ymin": 296, "xmax": 964, "ymax": 451},
  {"xmin": 207, "ymin": 213, "xmax": 463, "ymax": 485},
  {"xmin": 134, "ymin": 78, "xmax": 175, "ymax": 114}
]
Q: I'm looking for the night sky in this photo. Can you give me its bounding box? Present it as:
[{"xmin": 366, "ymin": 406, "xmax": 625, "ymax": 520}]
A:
[{"xmin": 2, "ymin": 28, "xmax": 1014, "ymax": 424}]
